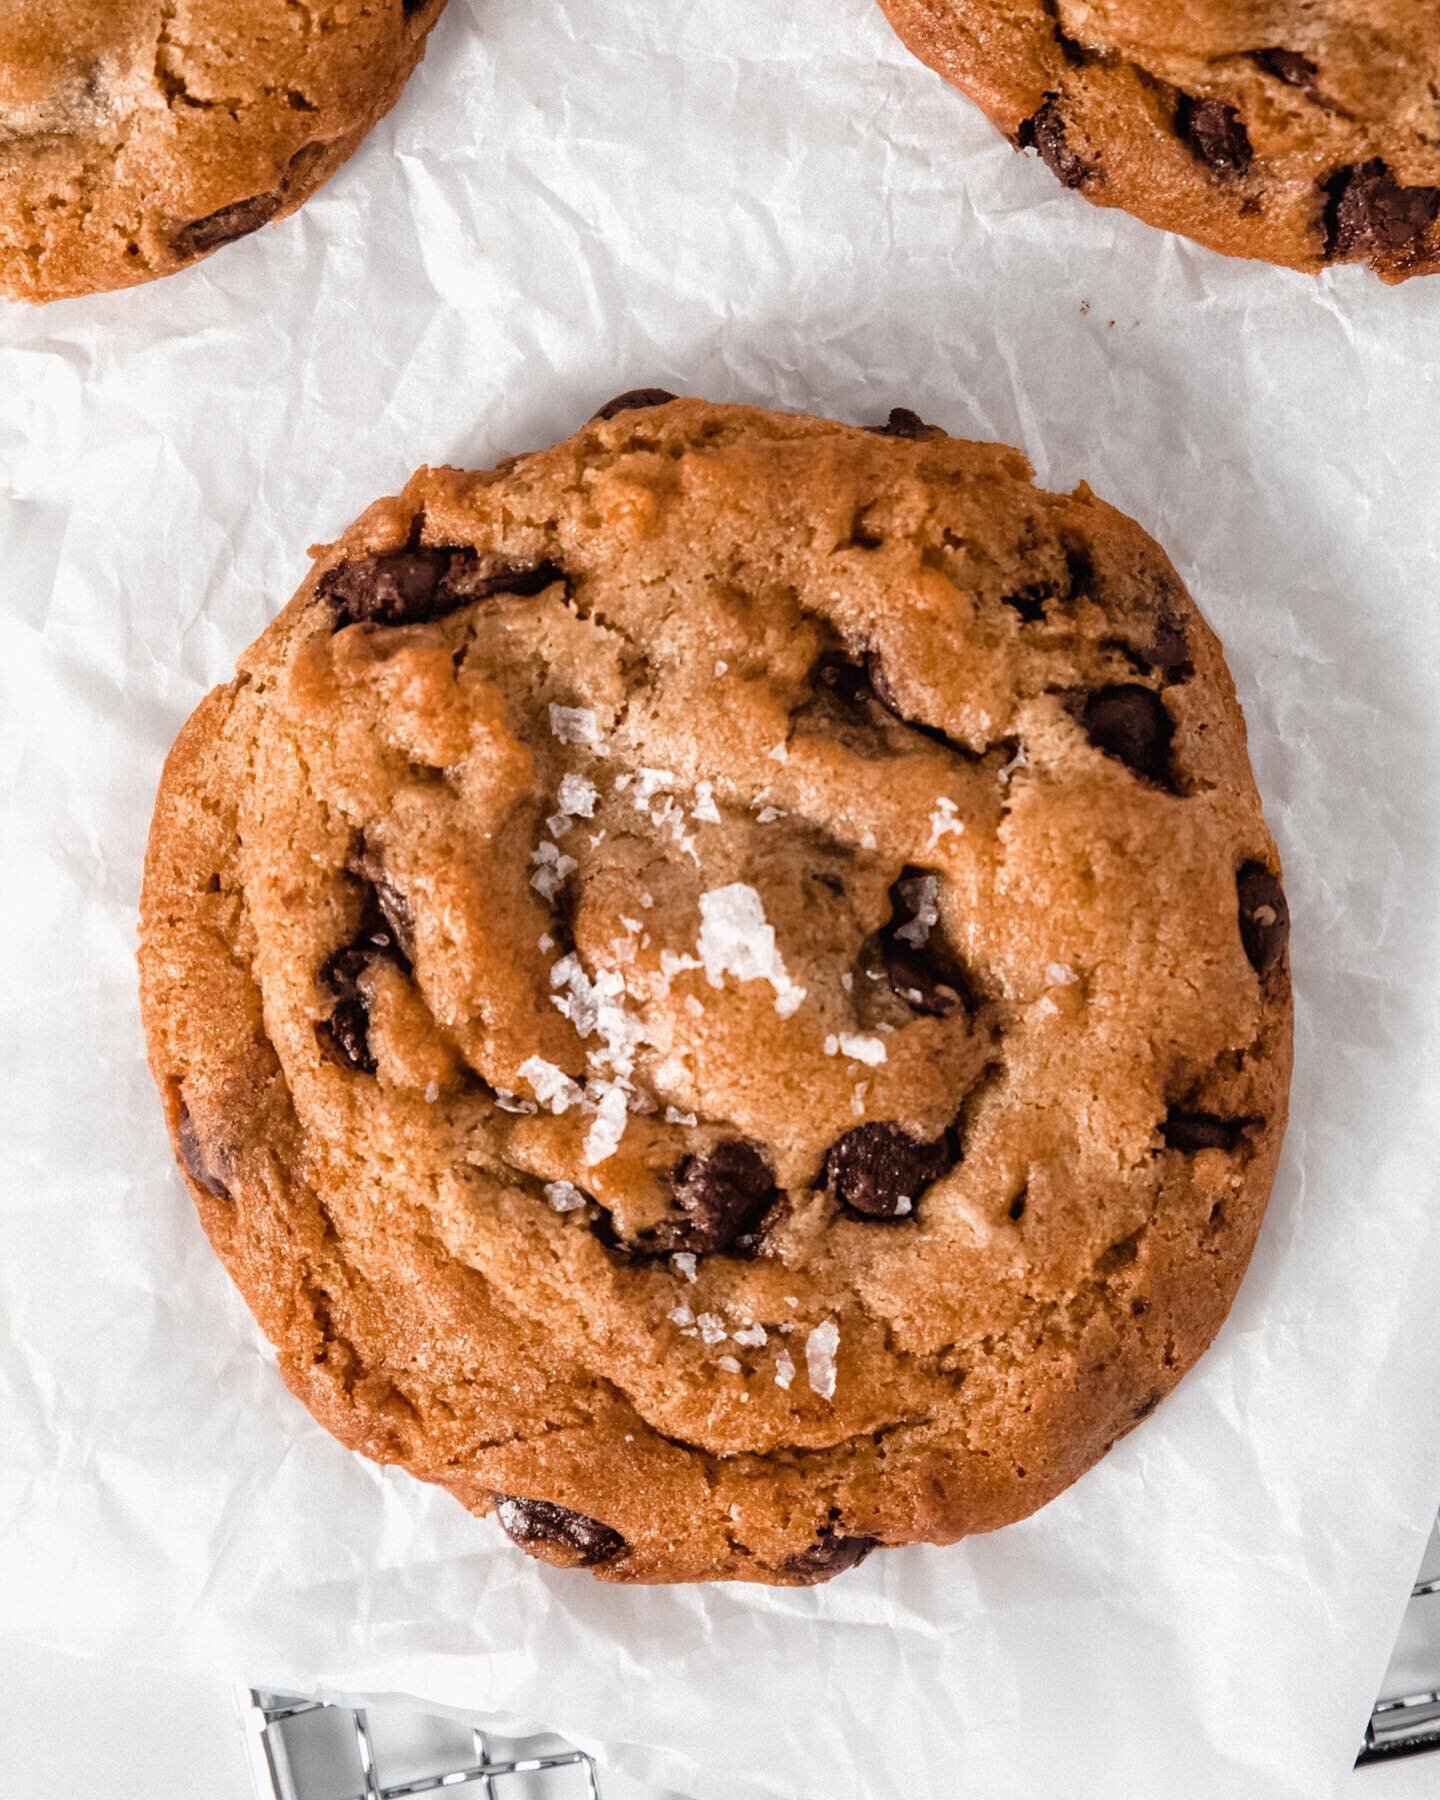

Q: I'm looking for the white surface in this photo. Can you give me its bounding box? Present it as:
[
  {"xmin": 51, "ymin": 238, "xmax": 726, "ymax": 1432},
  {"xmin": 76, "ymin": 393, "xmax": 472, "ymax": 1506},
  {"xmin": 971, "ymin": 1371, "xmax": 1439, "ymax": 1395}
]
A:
[{"xmin": 3, "ymin": 2, "xmax": 1440, "ymax": 1799}]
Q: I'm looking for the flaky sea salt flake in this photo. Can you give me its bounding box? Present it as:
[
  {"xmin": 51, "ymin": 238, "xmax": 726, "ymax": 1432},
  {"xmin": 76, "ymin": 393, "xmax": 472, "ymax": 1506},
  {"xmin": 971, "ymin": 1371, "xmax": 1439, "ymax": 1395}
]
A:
[
  {"xmin": 697, "ymin": 1312, "xmax": 728, "ymax": 1345},
  {"xmin": 774, "ymin": 1349, "xmax": 796, "ymax": 1390},
  {"xmin": 518, "ymin": 1057, "xmax": 582, "ymax": 1114},
  {"xmin": 927, "ymin": 796, "xmax": 964, "ymax": 848},
  {"xmin": 733, "ymin": 1323, "xmax": 768, "ymax": 1348},
  {"xmin": 806, "ymin": 1320, "xmax": 840, "ymax": 1400},
  {"xmin": 544, "ymin": 1180, "xmax": 586, "ymax": 1213},
  {"xmin": 557, "ymin": 772, "xmax": 599, "ymax": 817},
  {"xmin": 672, "ymin": 1252, "xmax": 698, "ymax": 1283},
  {"xmin": 548, "ymin": 704, "xmax": 604, "ymax": 749},
  {"xmin": 824, "ymin": 1032, "xmax": 887, "ymax": 1066}
]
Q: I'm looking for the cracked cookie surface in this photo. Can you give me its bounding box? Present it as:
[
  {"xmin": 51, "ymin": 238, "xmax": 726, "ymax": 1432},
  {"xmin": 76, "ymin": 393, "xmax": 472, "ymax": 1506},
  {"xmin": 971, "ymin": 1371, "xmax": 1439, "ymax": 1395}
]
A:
[
  {"xmin": 876, "ymin": 0, "xmax": 1440, "ymax": 280},
  {"xmin": 138, "ymin": 395, "xmax": 1293, "ymax": 1585},
  {"xmin": 0, "ymin": 0, "xmax": 447, "ymax": 302}
]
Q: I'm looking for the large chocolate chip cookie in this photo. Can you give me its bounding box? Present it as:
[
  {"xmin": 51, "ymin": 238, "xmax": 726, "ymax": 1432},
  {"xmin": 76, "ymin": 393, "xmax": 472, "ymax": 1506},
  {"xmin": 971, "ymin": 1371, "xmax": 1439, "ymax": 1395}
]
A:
[{"xmin": 138, "ymin": 395, "xmax": 1292, "ymax": 1583}]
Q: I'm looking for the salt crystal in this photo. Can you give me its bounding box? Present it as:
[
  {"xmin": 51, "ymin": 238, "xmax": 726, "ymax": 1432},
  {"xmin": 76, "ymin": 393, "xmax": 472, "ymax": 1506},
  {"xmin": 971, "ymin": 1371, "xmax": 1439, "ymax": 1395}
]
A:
[
  {"xmin": 894, "ymin": 872, "xmax": 939, "ymax": 946},
  {"xmin": 692, "ymin": 781, "xmax": 721, "ymax": 824},
  {"xmin": 583, "ymin": 1082, "xmax": 630, "ymax": 1165},
  {"xmin": 697, "ymin": 1312, "xmax": 728, "ymax": 1344},
  {"xmin": 714, "ymin": 659, "xmax": 728, "ymax": 676},
  {"xmin": 493, "ymin": 1088, "xmax": 539, "ymax": 1115},
  {"xmin": 640, "ymin": 892, "xmax": 654, "ymax": 909},
  {"xmin": 685, "ymin": 996, "xmax": 705, "ymax": 1016},
  {"xmin": 423, "ymin": 1081, "xmax": 440, "ymax": 1104},
  {"xmin": 733, "ymin": 1323, "xmax": 768, "ymax": 1348},
  {"xmin": 549, "ymin": 704, "xmax": 604, "ymax": 749},
  {"xmin": 717, "ymin": 1355, "xmax": 742, "ymax": 1373},
  {"xmin": 664, "ymin": 1104, "xmax": 698, "ymax": 1126},
  {"xmin": 894, "ymin": 1195, "xmax": 913, "ymax": 1216},
  {"xmin": 633, "ymin": 767, "xmax": 674, "ymax": 803},
  {"xmin": 558, "ymin": 772, "xmax": 599, "ymax": 817},
  {"xmin": 588, "ymin": 831, "xmax": 606, "ymax": 847},
  {"xmin": 840, "ymin": 971, "xmax": 854, "ymax": 992},
  {"xmin": 927, "ymin": 796, "xmax": 964, "ymax": 848},
  {"xmin": 851, "ymin": 1079, "xmax": 869, "ymax": 1117},
  {"xmin": 784, "ymin": 1295, "xmax": 798, "ymax": 1307},
  {"xmin": 774, "ymin": 1349, "xmax": 796, "ymax": 1390},
  {"xmin": 660, "ymin": 949, "xmax": 703, "ymax": 979},
  {"xmin": 806, "ymin": 1320, "xmax": 840, "ymax": 1400},
  {"xmin": 669, "ymin": 1304, "xmax": 695, "ymax": 1327},
  {"xmin": 767, "ymin": 741, "xmax": 789, "ymax": 763},
  {"xmin": 860, "ymin": 830, "xmax": 877, "ymax": 850},
  {"xmin": 755, "ymin": 806, "xmax": 783, "ymax": 825},
  {"xmin": 672, "ymin": 1252, "xmax": 698, "ymax": 1283},
  {"xmin": 529, "ymin": 841, "xmax": 577, "ymax": 901},
  {"xmin": 698, "ymin": 883, "xmax": 802, "ymax": 1013},
  {"xmin": 823, "ymin": 1032, "xmax": 887, "ymax": 1066},
  {"xmin": 537, "ymin": 933, "xmax": 553, "ymax": 952},
  {"xmin": 544, "ymin": 1180, "xmax": 586, "ymax": 1213},
  {"xmin": 1046, "ymin": 962, "xmax": 1079, "ymax": 986},
  {"xmin": 518, "ymin": 1057, "xmax": 583, "ymax": 1114},
  {"xmin": 997, "ymin": 743, "xmax": 1028, "ymax": 787}
]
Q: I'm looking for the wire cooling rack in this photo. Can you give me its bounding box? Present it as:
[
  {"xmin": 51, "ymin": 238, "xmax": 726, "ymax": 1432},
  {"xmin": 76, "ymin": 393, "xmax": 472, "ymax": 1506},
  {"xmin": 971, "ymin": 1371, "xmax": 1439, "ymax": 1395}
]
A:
[
  {"xmin": 243, "ymin": 1519, "xmax": 1440, "ymax": 1797},
  {"xmin": 244, "ymin": 1692, "xmax": 603, "ymax": 1799}
]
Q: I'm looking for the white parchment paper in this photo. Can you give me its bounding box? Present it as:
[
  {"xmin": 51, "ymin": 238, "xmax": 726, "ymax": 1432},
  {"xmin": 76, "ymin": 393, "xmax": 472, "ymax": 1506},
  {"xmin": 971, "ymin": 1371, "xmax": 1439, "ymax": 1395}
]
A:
[{"xmin": 3, "ymin": 3, "xmax": 1440, "ymax": 1796}]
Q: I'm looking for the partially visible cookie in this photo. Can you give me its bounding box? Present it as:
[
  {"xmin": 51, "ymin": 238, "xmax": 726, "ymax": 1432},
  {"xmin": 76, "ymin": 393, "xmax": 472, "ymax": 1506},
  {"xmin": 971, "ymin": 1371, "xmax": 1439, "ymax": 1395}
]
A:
[
  {"xmin": 876, "ymin": 0, "xmax": 1440, "ymax": 280},
  {"xmin": 138, "ymin": 394, "xmax": 1293, "ymax": 1585},
  {"xmin": 0, "ymin": 0, "xmax": 448, "ymax": 302}
]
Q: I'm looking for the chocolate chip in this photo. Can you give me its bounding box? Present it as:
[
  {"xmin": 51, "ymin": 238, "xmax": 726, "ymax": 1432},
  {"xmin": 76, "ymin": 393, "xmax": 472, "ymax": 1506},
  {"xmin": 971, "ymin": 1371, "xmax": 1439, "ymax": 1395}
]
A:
[
  {"xmin": 1131, "ymin": 1388, "xmax": 1162, "ymax": 1420},
  {"xmin": 177, "ymin": 1102, "xmax": 230, "ymax": 1200},
  {"xmin": 866, "ymin": 407, "xmax": 942, "ymax": 441},
  {"xmin": 320, "ymin": 548, "xmax": 466, "ymax": 627},
  {"xmin": 1080, "ymin": 685, "xmax": 1173, "ymax": 785},
  {"xmin": 1236, "ymin": 861, "xmax": 1289, "ymax": 974},
  {"xmin": 316, "ymin": 945, "xmax": 377, "ymax": 1074},
  {"xmin": 591, "ymin": 388, "xmax": 678, "ymax": 419},
  {"xmin": 878, "ymin": 869, "xmax": 965, "ymax": 1017},
  {"xmin": 1178, "ymin": 98, "xmax": 1252, "ymax": 174},
  {"xmin": 1325, "ymin": 160, "xmax": 1440, "ymax": 260},
  {"xmin": 493, "ymin": 1495, "xmax": 627, "ymax": 1566},
  {"xmin": 782, "ymin": 1532, "xmax": 880, "ymax": 1583},
  {"xmin": 1161, "ymin": 1109, "xmax": 1253, "ymax": 1152},
  {"xmin": 667, "ymin": 1140, "xmax": 778, "ymax": 1255},
  {"xmin": 350, "ymin": 844, "xmax": 416, "ymax": 961},
  {"xmin": 174, "ymin": 190, "xmax": 284, "ymax": 258},
  {"xmin": 1134, "ymin": 614, "xmax": 1193, "ymax": 682},
  {"xmin": 1253, "ymin": 48, "xmax": 1320, "ymax": 96},
  {"xmin": 1017, "ymin": 99, "xmax": 1092, "ymax": 190},
  {"xmin": 823, "ymin": 1121, "xmax": 954, "ymax": 1220}
]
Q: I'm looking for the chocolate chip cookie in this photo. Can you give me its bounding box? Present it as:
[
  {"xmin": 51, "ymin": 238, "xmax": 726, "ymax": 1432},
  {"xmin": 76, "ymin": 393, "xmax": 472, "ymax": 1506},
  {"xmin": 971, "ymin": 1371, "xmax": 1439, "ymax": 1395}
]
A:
[
  {"xmin": 876, "ymin": 0, "xmax": 1440, "ymax": 280},
  {"xmin": 138, "ymin": 394, "xmax": 1293, "ymax": 1585},
  {"xmin": 0, "ymin": 0, "xmax": 447, "ymax": 302}
]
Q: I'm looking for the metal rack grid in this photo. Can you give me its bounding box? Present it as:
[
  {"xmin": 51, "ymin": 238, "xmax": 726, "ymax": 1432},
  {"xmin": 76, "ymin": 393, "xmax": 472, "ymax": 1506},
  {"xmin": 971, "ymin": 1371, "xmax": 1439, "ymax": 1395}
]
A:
[
  {"xmin": 1357, "ymin": 1565, "xmax": 1440, "ymax": 1767},
  {"xmin": 244, "ymin": 1691, "xmax": 603, "ymax": 1799},
  {"xmin": 243, "ymin": 1526, "xmax": 1440, "ymax": 1797}
]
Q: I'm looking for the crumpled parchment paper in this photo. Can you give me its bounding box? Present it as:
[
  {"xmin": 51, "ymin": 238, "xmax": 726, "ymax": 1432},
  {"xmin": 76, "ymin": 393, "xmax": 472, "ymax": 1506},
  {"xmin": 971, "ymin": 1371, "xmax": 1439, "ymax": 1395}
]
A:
[{"xmin": 3, "ymin": 2, "xmax": 1440, "ymax": 1797}]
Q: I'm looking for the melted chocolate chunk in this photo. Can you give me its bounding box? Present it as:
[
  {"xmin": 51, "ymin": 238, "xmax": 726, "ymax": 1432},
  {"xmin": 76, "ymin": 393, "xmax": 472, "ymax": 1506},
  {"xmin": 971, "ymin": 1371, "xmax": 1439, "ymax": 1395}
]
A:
[
  {"xmin": 1080, "ymin": 685, "xmax": 1173, "ymax": 785},
  {"xmin": 823, "ymin": 1121, "xmax": 954, "ymax": 1220},
  {"xmin": 782, "ymin": 1532, "xmax": 880, "ymax": 1583},
  {"xmin": 592, "ymin": 388, "xmax": 679, "ymax": 419},
  {"xmin": 1325, "ymin": 161, "xmax": 1440, "ymax": 260},
  {"xmin": 1236, "ymin": 862, "xmax": 1289, "ymax": 974},
  {"xmin": 878, "ymin": 869, "xmax": 965, "ymax": 1017},
  {"xmin": 1253, "ymin": 48, "xmax": 1320, "ymax": 96},
  {"xmin": 174, "ymin": 190, "xmax": 283, "ymax": 258},
  {"xmin": 177, "ymin": 1102, "xmax": 230, "ymax": 1200},
  {"xmin": 1132, "ymin": 614, "xmax": 1193, "ymax": 682},
  {"xmin": 320, "ymin": 547, "xmax": 469, "ymax": 627},
  {"xmin": 1018, "ymin": 99, "xmax": 1092, "ymax": 190},
  {"xmin": 1178, "ymin": 98, "xmax": 1253, "ymax": 174},
  {"xmin": 315, "ymin": 944, "xmax": 377, "ymax": 1075},
  {"xmin": 493, "ymin": 1495, "xmax": 627, "ymax": 1566},
  {"xmin": 349, "ymin": 844, "xmax": 416, "ymax": 961},
  {"xmin": 866, "ymin": 407, "xmax": 942, "ymax": 441},
  {"xmin": 1161, "ymin": 1109, "xmax": 1253, "ymax": 1152},
  {"xmin": 667, "ymin": 1140, "xmax": 779, "ymax": 1254}
]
